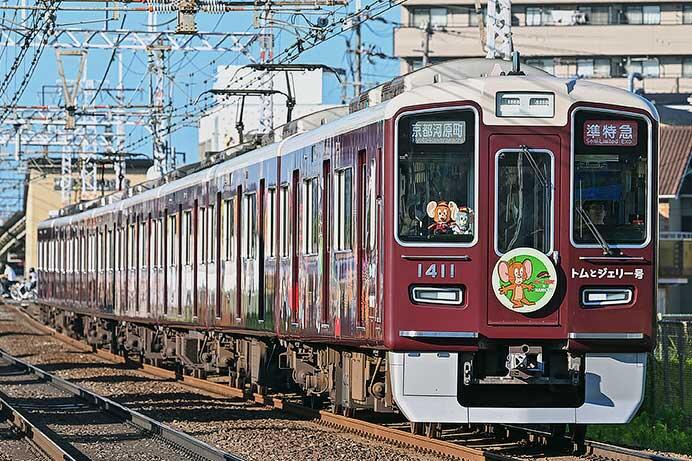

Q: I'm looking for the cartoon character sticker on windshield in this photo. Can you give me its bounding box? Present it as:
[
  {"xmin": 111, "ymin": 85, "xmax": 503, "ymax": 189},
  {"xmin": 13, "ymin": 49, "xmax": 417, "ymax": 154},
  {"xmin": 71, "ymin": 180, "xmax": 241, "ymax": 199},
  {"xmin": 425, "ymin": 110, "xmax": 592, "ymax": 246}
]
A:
[
  {"xmin": 426, "ymin": 200, "xmax": 458, "ymax": 235},
  {"xmin": 452, "ymin": 206, "xmax": 473, "ymax": 235}
]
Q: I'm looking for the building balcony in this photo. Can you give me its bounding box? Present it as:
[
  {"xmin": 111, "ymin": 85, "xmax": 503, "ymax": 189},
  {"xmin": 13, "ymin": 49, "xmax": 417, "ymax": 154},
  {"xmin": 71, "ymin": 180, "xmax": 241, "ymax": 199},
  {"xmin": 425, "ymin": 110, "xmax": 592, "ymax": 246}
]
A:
[{"xmin": 394, "ymin": 24, "xmax": 692, "ymax": 58}]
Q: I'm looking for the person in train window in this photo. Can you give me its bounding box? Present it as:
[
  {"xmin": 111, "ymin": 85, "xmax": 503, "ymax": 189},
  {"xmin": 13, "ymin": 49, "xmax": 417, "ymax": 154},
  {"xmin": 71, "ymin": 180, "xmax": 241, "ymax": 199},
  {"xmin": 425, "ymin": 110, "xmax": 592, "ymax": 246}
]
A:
[{"xmin": 584, "ymin": 200, "xmax": 607, "ymax": 225}]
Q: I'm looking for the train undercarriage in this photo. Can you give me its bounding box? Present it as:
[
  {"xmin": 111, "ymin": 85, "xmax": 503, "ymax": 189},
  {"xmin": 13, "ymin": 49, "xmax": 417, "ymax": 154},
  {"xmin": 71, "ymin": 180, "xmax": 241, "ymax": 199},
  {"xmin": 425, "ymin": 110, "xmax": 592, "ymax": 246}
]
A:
[
  {"xmin": 37, "ymin": 304, "xmax": 393, "ymax": 414},
  {"xmin": 35, "ymin": 303, "xmax": 592, "ymax": 449}
]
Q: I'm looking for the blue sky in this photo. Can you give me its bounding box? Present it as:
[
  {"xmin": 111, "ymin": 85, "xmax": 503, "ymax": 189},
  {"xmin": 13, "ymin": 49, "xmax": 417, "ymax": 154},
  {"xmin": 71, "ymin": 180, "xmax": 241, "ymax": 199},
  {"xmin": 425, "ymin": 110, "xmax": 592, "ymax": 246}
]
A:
[{"xmin": 3, "ymin": 4, "xmax": 401, "ymax": 165}]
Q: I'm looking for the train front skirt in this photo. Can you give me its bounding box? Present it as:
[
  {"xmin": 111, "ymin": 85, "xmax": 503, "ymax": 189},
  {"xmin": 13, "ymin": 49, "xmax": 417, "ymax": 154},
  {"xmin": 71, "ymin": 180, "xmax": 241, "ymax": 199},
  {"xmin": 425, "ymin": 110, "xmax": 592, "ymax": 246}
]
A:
[{"xmin": 389, "ymin": 351, "xmax": 646, "ymax": 423}]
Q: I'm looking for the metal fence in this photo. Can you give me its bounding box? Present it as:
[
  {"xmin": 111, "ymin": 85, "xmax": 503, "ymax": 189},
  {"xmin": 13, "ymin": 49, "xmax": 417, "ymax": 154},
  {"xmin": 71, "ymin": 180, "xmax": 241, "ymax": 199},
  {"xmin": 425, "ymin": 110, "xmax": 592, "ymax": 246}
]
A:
[{"xmin": 645, "ymin": 318, "xmax": 692, "ymax": 418}]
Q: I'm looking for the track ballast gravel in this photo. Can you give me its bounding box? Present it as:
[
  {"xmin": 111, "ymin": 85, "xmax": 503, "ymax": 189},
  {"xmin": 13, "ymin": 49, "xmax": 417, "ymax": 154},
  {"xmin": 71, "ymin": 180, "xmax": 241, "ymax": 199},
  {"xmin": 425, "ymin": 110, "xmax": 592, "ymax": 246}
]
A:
[{"xmin": 0, "ymin": 304, "xmax": 446, "ymax": 461}]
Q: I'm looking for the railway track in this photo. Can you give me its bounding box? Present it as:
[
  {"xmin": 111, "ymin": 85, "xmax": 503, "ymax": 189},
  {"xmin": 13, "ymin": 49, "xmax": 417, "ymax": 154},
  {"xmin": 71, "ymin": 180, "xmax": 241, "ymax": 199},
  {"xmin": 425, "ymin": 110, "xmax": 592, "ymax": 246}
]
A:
[
  {"xmin": 0, "ymin": 345, "xmax": 244, "ymax": 461},
  {"xmin": 12, "ymin": 302, "xmax": 687, "ymax": 461}
]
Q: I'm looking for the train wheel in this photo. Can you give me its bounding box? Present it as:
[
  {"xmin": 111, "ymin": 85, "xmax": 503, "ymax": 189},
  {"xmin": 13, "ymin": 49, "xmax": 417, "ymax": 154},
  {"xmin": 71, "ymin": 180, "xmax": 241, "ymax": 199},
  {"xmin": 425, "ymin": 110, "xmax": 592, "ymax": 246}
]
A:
[
  {"xmin": 548, "ymin": 424, "xmax": 567, "ymax": 449},
  {"xmin": 570, "ymin": 424, "xmax": 587, "ymax": 454},
  {"xmin": 425, "ymin": 423, "xmax": 442, "ymax": 439},
  {"xmin": 410, "ymin": 422, "xmax": 425, "ymax": 435}
]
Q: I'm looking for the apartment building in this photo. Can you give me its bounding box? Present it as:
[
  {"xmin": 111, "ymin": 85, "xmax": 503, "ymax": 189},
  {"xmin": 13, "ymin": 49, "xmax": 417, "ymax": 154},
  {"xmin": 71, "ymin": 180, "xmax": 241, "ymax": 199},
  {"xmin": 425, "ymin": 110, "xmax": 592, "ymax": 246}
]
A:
[{"xmin": 394, "ymin": 1, "xmax": 692, "ymax": 92}]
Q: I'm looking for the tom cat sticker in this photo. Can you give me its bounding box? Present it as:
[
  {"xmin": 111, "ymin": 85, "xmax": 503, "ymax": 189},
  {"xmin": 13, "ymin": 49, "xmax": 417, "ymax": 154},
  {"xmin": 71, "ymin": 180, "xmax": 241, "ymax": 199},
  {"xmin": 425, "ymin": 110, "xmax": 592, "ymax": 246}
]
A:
[{"xmin": 491, "ymin": 247, "xmax": 557, "ymax": 313}]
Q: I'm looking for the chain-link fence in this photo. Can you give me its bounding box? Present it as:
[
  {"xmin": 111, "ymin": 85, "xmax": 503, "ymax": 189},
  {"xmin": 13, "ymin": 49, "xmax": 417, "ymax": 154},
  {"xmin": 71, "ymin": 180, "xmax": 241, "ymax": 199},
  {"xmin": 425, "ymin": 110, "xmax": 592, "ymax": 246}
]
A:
[{"xmin": 644, "ymin": 318, "xmax": 692, "ymax": 418}]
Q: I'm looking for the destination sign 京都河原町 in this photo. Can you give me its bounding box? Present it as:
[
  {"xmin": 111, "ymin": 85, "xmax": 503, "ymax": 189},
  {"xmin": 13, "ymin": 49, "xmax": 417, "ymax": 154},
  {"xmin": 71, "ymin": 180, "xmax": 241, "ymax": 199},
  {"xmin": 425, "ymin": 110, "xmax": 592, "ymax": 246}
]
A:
[{"xmin": 411, "ymin": 120, "xmax": 466, "ymax": 144}]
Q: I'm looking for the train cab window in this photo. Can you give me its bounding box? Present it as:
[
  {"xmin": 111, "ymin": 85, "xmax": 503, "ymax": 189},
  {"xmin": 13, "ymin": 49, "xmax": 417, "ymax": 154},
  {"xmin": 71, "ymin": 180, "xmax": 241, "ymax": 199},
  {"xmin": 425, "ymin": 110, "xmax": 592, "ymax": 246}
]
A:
[
  {"xmin": 267, "ymin": 188, "xmax": 277, "ymax": 258},
  {"xmin": 222, "ymin": 198, "xmax": 234, "ymax": 261},
  {"xmin": 334, "ymin": 168, "xmax": 353, "ymax": 251},
  {"xmin": 496, "ymin": 149, "xmax": 553, "ymax": 254},
  {"xmin": 396, "ymin": 109, "xmax": 476, "ymax": 244},
  {"xmin": 243, "ymin": 193, "xmax": 257, "ymax": 259},
  {"xmin": 303, "ymin": 178, "xmax": 319, "ymax": 255},
  {"xmin": 572, "ymin": 111, "xmax": 649, "ymax": 246},
  {"xmin": 279, "ymin": 185, "xmax": 290, "ymax": 257}
]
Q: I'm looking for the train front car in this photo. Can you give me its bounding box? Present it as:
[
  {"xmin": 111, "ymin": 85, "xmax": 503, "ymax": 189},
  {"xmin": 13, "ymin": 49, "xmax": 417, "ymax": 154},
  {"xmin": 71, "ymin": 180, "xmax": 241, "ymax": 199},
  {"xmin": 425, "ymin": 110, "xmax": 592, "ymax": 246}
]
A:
[{"xmin": 384, "ymin": 60, "xmax": 657, "ymax": 425}]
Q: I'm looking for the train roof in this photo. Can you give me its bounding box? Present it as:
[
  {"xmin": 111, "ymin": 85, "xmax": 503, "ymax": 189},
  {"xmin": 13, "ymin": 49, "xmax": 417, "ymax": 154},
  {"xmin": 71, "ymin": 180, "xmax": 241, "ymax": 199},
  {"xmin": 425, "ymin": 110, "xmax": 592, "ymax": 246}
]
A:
[{"xmin": 39, "ymin": 58, "xmax": 658, "ymax": 231}]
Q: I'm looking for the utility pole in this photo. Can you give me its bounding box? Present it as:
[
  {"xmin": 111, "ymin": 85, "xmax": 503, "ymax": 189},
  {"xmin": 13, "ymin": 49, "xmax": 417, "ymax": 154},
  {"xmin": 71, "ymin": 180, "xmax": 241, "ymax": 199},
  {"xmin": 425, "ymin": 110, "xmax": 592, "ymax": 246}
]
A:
[
  {"xmin": 354, "ymin": 0, "xmax": 362, "ymax": 95},
  {"xmin": 485, "ymin": 0, "xmax": 513, "ymax": 60},
  {"xmin": 422, "ymin": 21, "xmax": 432, "ymax": 67},
  {"xmin": 258, "ymin": 7, "xmax": 274, "ymax": 134}
]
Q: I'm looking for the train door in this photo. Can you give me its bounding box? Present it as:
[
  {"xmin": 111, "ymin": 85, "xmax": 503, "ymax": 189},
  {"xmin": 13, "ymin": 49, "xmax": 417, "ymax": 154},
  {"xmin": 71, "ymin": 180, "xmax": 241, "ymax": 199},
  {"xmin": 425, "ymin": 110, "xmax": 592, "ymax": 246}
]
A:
[
  {"xmin": 127, "ymin": 219, "xmax": 138, "ymax": 316},
  {"xmin": 290, "ymin": 170, "xmax": 299, "ymax": 328},
  {"xmin": 358, "ymin": 149, "xmax": 380, "ymax": 336},
  {"xmin": 220, "ymin": 194, "xmax": 235, "ymax": 324},
  {"xmin": 321, "ymin": 160, "xmax": 331, "ymax": 328},
  {"xmin": 197, "ymin": 203, "xmax": 207, "ymax": 321},
  {"xmin": 138, "ymin": 218, "xmax": 149, "ymax": 316},
  {"xmin": 487, "ymin": 134, "xmax": 561, "ymax": 326},
  {"xmin": 166, "ymin": 209, "xmax": 180, "ymax": 318},
  {"xmin": 106, "ymin": 226, "xmax": 114, "ymax": 312},
  {"xmin": 149, "ymin": 217, "xmax": 162, "ymax": 319},
  {"xmin": 241, "ymin": 186, "xmax": 258, "ymax": 324},
  {"xmin": 207, "ymin": 193, "xmax": 219, "ymax": 326},
  {"xmin": 257, "ymin": 180, "xmax": 265, "ymax": 325},
  {"xmin": 182, "ymin": 205, "xmax": 194, "ymax": 320}
]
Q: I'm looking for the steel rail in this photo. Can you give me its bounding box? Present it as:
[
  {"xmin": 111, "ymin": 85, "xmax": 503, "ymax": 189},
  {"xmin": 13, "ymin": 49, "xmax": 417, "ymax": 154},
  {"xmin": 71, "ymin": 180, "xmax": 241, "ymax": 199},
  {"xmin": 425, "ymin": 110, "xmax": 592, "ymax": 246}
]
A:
[
  {"xmin": 0, "ymin": 347, "xmax": 245, "ymax": 461},
  {"xmin": 0, "ymin": 394, "xmax": 77, "ymax": 461},
  {"xmin": 12, "ymin": 303, "xmax": 686, "ymax": 461}
]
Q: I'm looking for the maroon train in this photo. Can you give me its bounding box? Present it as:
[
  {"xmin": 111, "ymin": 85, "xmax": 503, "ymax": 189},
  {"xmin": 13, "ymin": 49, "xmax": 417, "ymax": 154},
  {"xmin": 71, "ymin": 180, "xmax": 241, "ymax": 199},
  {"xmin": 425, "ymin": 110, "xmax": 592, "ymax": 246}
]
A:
[{"xmin": 36, "ymin": 59, "xmax": 658, "ymax": 429}]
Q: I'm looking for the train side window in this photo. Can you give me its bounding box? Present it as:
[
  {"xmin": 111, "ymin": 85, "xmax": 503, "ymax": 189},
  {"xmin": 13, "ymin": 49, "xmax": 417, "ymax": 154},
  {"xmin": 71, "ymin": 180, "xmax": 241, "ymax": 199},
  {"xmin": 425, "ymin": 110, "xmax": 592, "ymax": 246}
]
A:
[
  {"xmin": 183, "ymin": 210, "xmax": 193, "ymax": 266},
  {"xmin": 302, "ymin": 177, "xmax": 319, "ymax": 255},
  {"xmin": 169, "ymin": 214, "xmax": 178, "ymax": 266},
  {"xmin": 222, "ymin": 198, "xmax": 234, "ymax": 261},
  {"xmin": 140, "ymin": 222, "xmax": 147, "ymax": 269},
  {"xmin": 267, "ymin": 188, "xmax": 276, "ymax": 258},
  {"xmin": 107, "ymin": 230, "xmax": 112, "ymax": 271},
  {"xmin": 279, "ymin": 185, "xmax": 290, "ymax": 257},
  {"xmin": 129, "ymin": 224, "xmax": 137, "ymax": 270},
  {"xmin": 199, "ymin": 207, "xmax": 206, "ymax": 263},
  {"xmin": 368, "ymin": 159, "xmax": 377, "ymax": 251},
  {"xmin": 208, "ymin": 204, "xmax": 215, "ymax": 263},
  {"xmin": 243, "ymin": 193, "xmax": 257, "ymax": 259},
  {"xmin": 156, "ymin": 219, "xmax": 163, "ymax": 267},
  {"xmin": 334, "ymin": 168, "xmax": 353, "ymax": 251}
]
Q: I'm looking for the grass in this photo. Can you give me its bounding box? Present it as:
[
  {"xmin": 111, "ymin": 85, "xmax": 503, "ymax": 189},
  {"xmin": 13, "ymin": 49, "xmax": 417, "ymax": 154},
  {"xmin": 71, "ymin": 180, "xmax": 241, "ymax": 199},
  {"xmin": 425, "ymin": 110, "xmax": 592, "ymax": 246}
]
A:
[{"xmin": 588, "ymin": 408, "xmax": 692, "ymax": 455}]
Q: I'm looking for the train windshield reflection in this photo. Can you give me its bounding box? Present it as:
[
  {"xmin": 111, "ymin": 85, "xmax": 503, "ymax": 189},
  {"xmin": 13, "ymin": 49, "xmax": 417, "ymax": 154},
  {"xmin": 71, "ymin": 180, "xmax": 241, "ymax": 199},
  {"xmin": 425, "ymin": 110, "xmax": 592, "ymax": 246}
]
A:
[
  {"xmin": 397, "ymin": 109, "xmax": 476, "ymax": 244},
  {"xmin": 573, "ymin": 112, "xmax": 649, "ymax": 245}
]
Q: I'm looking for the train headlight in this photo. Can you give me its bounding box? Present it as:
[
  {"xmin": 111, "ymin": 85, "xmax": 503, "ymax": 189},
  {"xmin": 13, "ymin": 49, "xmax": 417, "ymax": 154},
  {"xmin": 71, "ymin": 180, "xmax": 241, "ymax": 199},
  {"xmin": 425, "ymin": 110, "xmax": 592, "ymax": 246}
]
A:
[
  {"xmin": 411, "ymin": 286, "xmax": 463, "ymax": 306},
  {"xmin": 581, "ymin": 287, "xmax": 633, "ymax": 307},
  {"xmin": 496, "ymin": 92, "xmax": 555, "ymax": 118}
]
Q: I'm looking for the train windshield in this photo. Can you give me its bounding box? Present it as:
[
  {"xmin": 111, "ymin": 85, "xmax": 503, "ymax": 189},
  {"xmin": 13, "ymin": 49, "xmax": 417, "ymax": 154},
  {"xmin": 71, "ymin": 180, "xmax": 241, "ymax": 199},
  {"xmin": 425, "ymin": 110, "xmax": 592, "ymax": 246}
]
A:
[
  {"xmin": 572, "ymin": 111, "xmax": 649, "ymax": 246},
  {"xmin": 397, "ymin": 109, "xmax": 476, "ymax": 244}
]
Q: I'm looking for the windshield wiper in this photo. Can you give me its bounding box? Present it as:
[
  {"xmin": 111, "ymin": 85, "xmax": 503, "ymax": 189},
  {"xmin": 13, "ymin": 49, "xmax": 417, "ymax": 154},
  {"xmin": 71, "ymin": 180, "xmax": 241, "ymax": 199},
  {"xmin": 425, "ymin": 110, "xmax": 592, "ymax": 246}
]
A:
[
  {"xmin": 520, "ymin": 145, "xmax": 549, "ymax": 189},
  {"xmin": 576, "ymin": 206, "xmax": 614, "ymax": 256}
]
